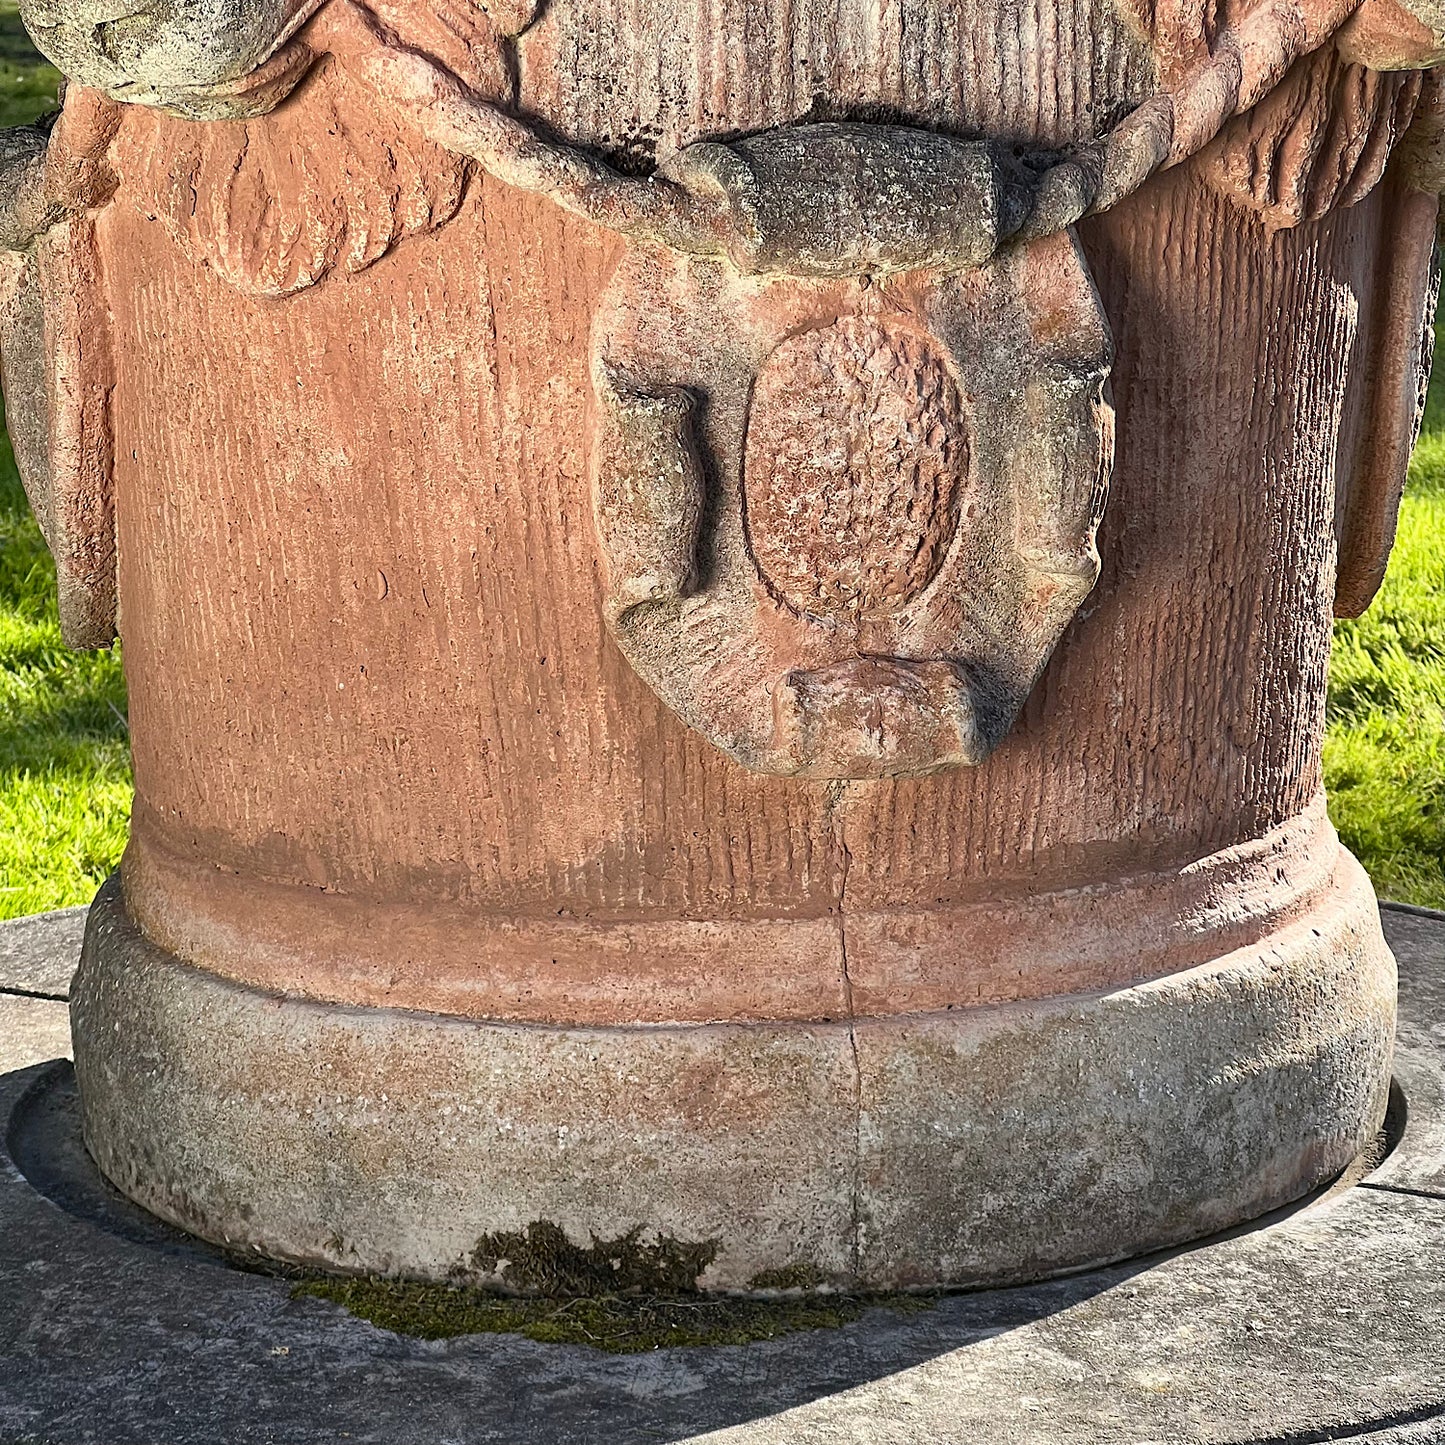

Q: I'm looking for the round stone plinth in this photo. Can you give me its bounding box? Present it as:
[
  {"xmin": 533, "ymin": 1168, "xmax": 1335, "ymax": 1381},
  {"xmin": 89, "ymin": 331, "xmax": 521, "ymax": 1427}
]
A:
[
  {"xmin": 70, "ymin": 857, "xmax": 1394, "ymax": 1291},
  {"xmin": 4, "ymin": 900, "xmax": 1445, "ymax": 1442}
]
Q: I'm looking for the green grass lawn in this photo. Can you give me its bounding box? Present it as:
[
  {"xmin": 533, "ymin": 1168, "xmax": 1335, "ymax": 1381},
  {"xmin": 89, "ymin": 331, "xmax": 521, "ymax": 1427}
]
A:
[
  {"xmin": 0, "ymin": 0, "xmax": 56, "ymax": 130},
  {"xmin": 0, "ymin": 438, "xmax": 129, "ymax": 918},
  {"xmin": 0, "ymin": 14, "xmax": 1440, "ymax": 918},
  {"xmin": 1324, "ymin": 353, "xmax": 1445, "ymax": 909}
]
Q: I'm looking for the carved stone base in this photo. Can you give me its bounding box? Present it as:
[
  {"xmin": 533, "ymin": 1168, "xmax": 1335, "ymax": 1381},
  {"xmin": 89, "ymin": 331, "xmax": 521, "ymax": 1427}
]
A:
[{"xmin": 71, "ymin": 858, "xmax": 1395, "ymax": 1291}]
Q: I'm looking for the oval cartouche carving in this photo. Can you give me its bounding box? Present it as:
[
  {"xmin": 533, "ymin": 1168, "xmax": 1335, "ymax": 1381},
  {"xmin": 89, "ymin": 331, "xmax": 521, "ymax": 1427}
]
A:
[{"xmin": 743, "ymin": 316, "xmax": 967, "ymax": 621}]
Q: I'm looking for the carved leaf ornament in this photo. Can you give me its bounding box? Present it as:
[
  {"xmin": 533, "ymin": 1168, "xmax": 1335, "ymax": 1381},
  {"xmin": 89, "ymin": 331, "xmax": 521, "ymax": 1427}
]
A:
[
  {"xmin": 128, "ymin": 71, "xmax": 471, "ymax": 297},
  {"xmin": 1, "ymin": 0, "xmax": 1439, "ymax": 769}
]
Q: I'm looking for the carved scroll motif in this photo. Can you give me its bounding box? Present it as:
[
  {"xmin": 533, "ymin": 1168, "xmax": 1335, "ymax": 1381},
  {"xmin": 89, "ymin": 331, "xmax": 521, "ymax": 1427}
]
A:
[{"xmin": 593, "ymin": 230, "xmax": 1114, "ymax": 779}]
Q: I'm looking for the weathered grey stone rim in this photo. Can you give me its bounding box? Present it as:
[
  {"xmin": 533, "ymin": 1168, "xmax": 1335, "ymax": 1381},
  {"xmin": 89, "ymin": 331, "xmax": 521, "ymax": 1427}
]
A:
[{"xmin": 67, "ymin": 859, "xmax": 1395, "ymax": 1291}]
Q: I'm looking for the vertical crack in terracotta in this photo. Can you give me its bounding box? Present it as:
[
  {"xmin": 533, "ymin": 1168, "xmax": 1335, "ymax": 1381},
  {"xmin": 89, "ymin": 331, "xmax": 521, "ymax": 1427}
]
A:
[{"xmin": 831, "ymin": 784, "xmax": 864, "ymax": 1280}]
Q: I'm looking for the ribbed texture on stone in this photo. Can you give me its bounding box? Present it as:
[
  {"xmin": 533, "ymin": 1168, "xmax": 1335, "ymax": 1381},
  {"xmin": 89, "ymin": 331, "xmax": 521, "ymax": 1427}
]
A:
[{"xmin": 515, "ymin": 0, "xmax": 1160, "ymax": 160}]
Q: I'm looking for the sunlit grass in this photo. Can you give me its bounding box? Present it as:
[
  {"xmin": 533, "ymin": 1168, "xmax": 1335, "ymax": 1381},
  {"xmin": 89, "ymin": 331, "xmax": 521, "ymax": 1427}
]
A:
[
  {"xmin": 1323, "ymin": 420, "xmax": 1445, "ymax": 909},
  {"xmin": 0, "ymin": 0, "xmax": 57, "ymax": 131},
  {"xmin": 0, "ymin": 433, "xmax": 130, "ymax": 918}
]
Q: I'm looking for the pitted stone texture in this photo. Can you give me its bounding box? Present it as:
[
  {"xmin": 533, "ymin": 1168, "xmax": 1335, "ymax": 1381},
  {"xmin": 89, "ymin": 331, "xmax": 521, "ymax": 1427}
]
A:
[
  {"xmin": 21, "ymin": 0, "xmax": 313, "ymax": 111},
  {"xmin": 71, "ymin": 855, "xmax": 1393, "ymax": 1290},
  {"xmin": 1340, "ymin": 0, "xmax": 1445, "ymax": 66},
  {"xmin": 74, "ymin": 876, "xmax": 860, "ymax": 1288},
  {"xmin": 593, "ymin": 227, "xmax": 1112, "ymax": 778}
]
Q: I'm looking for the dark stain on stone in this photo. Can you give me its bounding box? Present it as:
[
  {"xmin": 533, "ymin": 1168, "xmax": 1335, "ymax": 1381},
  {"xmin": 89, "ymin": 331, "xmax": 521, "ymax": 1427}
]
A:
[{"xmin": 290, "ymin": 1221, "xmax": 933, "ymax": 1351}]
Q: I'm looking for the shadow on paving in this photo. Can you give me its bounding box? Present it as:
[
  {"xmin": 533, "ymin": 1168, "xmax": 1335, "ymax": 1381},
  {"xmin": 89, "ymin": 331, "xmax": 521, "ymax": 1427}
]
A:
[{"xmin": 0, "ymin": 910, "xmax": 1442, "ymax": 1441}]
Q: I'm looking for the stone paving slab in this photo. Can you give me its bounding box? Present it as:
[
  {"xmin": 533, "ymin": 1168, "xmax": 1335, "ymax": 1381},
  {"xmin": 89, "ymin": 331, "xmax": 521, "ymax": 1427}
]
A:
[
  {"xmin": 1388, "ymin": 904, "xmax": 1445, "ymax": 1048},
  {"xmin": 0, "ymin": 902, "xmax": 1442, "ymax": 1443},
  {"xmin": 0, "ymin": 905, "xmax": 84, "ymax": 999},
  {"xmin": 0, "ymin": 994, "xmax": 70, "ymax": 1072}
]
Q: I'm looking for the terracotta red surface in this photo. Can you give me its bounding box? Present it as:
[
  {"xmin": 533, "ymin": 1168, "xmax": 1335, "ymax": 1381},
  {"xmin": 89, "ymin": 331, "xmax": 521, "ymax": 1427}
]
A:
[{"xmin": 0, "ymin": 0, "xmax": 1437, "ymax": 1026}]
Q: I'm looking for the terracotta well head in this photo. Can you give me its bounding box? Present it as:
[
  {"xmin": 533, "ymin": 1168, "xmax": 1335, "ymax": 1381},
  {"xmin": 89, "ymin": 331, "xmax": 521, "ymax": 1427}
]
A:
[{"xmin": 0, "ymin": 0, "xmax": 1436, "ymax": 1291}]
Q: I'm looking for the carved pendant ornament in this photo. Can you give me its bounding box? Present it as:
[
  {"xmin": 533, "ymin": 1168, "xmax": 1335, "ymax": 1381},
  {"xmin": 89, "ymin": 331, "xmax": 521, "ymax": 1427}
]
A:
[
  {"xmin": 1, "ymin": 0, "xmax": 1443, "ymax": 773},
  {"xmin": 594, "ymin": 212, "xmax": 1112, "ymax": 777}
]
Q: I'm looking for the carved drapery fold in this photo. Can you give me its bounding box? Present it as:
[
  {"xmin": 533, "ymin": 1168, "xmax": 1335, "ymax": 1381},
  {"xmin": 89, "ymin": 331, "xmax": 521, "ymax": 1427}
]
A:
[{"xmin": 1203, "ymin": 46, "xmax": 1425, "ymax": 228}]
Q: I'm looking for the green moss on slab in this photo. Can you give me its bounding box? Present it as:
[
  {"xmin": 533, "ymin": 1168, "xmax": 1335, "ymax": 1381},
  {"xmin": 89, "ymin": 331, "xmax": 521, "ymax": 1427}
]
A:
[
  {"xmin": 290, "ymin": 1222, "xmax": 936, "ymax": 1350},
  {"xmin": 291, "ymin": 1275, "xmax": 933, "ymax": 1352}
]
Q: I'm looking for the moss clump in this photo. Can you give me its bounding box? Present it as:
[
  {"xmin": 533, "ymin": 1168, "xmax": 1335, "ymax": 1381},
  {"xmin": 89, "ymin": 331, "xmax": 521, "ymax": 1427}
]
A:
[
  {"xmin": 748, "ymin": 1262, "xmax": 827, "ymax": 1291},
  {"xmin": 292, "ymin": 1221, "xmax": 932, "ymax": 1351},
  {"xmin": 469, "ymin": 1220, "xmax": 719, "ymax": 1297},
  {"xmin": 291, "ymin": 1275, "xmax": 932, "ymax": 1352}
]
